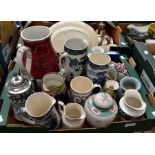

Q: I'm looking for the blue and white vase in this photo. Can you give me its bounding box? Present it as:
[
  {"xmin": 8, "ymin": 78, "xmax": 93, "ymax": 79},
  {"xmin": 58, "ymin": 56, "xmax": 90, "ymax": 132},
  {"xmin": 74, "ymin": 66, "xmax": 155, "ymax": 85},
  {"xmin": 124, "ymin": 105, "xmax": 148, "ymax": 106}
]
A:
[
  {"xmin": 59, "ymin": 38, "xmax": 88, "ymax": 81},
  {"xmin": 87, "ymin": 52, "xmax": 111, "ymax": 85}
]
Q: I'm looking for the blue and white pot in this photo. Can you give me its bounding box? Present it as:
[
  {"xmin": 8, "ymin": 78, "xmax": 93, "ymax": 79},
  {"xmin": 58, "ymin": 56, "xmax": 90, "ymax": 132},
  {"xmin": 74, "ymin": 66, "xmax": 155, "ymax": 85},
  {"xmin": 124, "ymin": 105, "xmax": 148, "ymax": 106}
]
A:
[
  {"xmin": 87, "ymin": 52, "xmax": 111, "ymax": 85},
  {"xmin": 59, "ymin": 38, "xmax": 88, "ymax": 81}
]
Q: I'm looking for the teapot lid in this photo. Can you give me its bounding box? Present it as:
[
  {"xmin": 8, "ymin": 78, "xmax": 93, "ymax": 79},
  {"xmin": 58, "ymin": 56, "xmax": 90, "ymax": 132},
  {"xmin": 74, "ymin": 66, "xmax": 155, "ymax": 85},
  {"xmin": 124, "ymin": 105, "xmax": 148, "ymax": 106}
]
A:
[
  {"xmin": 5, "ymin": 73, "xmax": 31, "ymax": 95},
  {"xmin": 93, "ymin": 92, "xmax": 113, "ymax": 109}
]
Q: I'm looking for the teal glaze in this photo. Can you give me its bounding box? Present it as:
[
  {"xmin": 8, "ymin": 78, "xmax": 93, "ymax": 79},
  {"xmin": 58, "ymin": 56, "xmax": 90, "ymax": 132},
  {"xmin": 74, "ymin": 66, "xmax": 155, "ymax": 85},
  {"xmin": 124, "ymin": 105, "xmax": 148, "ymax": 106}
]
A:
[{"xmin": 88, "ymin": 99, "xmax": 113, "ymax": 117}]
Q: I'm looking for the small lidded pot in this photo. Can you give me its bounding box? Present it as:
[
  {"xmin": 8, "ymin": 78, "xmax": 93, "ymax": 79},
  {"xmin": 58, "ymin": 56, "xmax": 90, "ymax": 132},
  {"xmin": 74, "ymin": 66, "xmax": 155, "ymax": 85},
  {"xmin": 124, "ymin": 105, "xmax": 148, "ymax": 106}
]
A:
[
  {"xmin": 5, "ymin": 73, "xmax": 34, "ymax": 120},
  {"xmin": 84, "ymin": 92, "xmax": 118, "ymax": 128}
]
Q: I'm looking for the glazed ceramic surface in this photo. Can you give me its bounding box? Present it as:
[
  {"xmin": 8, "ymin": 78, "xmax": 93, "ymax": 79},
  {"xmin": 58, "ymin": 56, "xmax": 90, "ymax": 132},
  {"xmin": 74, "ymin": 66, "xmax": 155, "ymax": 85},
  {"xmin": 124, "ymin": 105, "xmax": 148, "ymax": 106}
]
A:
[
  {"xmin": 59, "ymin": 38, "xmax": 88, "ymax": 81},
  {"xmin": 16, "ymin": 26, "xmax": 58, "ymax": 79},
  {"xmin": 18, "ymin": 92, "xmax": 61, "ymax": 129},
  {"xmin": 70, "ymin": 76, "xmax": 101, "ymax": 105},
  {"xmin": 50, "ymin": 21, "xmax": 98, "ymax": 53},
  {"xmin": 120, "ymin": 77, "xmax": 141, "ymax": 92},
  {"xmin": 87, "ymin": 52, "xmax": 111, "ymax": 85},
  {"xmin": 104, "ymin": 80, "xmax": 119, "ymax": 99},
  {"xmin": 84, "ymin": 92, "xmax": 118, "ymax": 128},
  {"xmin": 105, "ymin": 80, "xmax": 119, "ymax": 90},
  {"xmin": 42, "ymin": 69, "xmax": 66, "ymax": 96},
  {"xmin": 124, "ymin": 89, "xmax": 146, "ymax": 111},
  {"xmin": 119, "ymin": 97, "xmax": 146, "ymax": 120},
  {"xmin": 88, "ymin": 46, "xmax": 105, "ymax": 54},
  {"xmin": 58, "ymin": 101, "xmax": 86, "ymax": 129}
]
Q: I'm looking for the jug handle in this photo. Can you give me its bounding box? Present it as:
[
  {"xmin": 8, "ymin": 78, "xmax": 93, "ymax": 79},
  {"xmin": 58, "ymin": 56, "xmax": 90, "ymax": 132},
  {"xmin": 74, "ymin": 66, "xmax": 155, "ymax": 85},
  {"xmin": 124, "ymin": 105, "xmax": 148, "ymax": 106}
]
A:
[
  {"xmin": 59, "ymin": 52, "xmax": 69, "ymax": 70},
  {"xmin": 17, "ymin": 107, "xmax": 36, "ymax": 125},
  {"xmin": 58, "ymin": 101, "xmax": 65, "ymax": 115},
  {"xmin": 16, "ymin": 46, "xmax": 32, "ymax": 74}
]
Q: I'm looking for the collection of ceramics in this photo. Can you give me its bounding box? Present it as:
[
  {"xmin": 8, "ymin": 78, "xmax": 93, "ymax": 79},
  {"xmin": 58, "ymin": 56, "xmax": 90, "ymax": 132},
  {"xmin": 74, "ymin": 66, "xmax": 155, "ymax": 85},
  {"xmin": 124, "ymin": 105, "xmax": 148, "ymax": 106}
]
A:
[
  {"xmin": 5, "ymin": 21, "xmax": 147, "ymax": 130},
  {"xmin": 127, "ymin": 23, "xmax": 155, "ymax": 43}
]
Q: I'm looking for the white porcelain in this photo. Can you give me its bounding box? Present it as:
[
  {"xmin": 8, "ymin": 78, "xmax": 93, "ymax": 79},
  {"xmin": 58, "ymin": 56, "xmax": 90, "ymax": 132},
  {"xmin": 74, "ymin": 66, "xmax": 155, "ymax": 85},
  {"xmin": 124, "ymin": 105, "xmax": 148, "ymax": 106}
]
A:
[
  {"xmin": 119, "ymin": 97, "xmax": 146, "ymax": 118},
  {"xmin": 42, "ymin": 68, "xmax": 66, "ymax": 96},
  {"xmin": 124, "ymin": 89, "xmax": 146, "ymax": 111},
  {"xmin": 105, "ymin": 80, "xmax": 119, "ymax": 90},
  {"xmin": 70, "ymin": 76, "xmax": 102, "ymax": 106},
  {"xmin": 89, "ymin": 46, "xmax": 105, "ymax": 54},
  {"xmin": 104, "ymin": 80, "xmax": 119, "ymax": 99},
  {"xmin": 50, "ymin": 22, "xmax": 98, "ymax": 53},
  {"xmin": 84, "ymin": 92, "xmax": 118, "ymax": 128},
  {"xmin": 58, "ymin": 101, "xmax": 86, "ymax": 129},
  {"xmin": 97, "ymin": 35, "xmax": 102, "ymax": 45},
  {"xmin": 101, "ymin": 38, "xmax": 108, "ymax": 46},
  {"xmin": 101, "ymin": 45, "xmax": 110, "ymax": 53}
]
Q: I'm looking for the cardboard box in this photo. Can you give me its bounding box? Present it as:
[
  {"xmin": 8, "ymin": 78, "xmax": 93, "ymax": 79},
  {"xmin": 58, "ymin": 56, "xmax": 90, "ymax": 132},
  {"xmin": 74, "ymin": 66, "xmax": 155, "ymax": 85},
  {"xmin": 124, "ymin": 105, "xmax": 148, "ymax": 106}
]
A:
[
  {"xmin": 0, "ymin": 21, "xmax": 17, "ymax": 47},
  {"xmin": 93, "ymin": 22, "xmax": 130, "ymax": 54},
  {"xmin": 130, "ymin": 42, "xmax": 155, "ymax": 94},
  {"xmin": 0, "ymin": 21, "xmax": 19, "ymax": 64},
  {"xmin": 0, "ymin": 43, "xmax": 8, "ymax": 94},
  {"xmin": 0, "ymin": 22, "xmax": 152, "ymax": 133},
  {"xmin": 126, "ymin": 42, "xmax": 155, "ymax": 113},
  {"xmin": 0, "ymin": 54, "xmax": 155, "ymax": 133}
]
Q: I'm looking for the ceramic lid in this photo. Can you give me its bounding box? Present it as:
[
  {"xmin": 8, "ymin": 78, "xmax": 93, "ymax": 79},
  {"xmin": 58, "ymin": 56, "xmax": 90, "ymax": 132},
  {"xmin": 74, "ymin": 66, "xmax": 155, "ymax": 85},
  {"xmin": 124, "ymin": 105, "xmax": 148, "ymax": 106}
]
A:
[
  {"xmin": 85, "ymin": 93, "xmax": 118, "ymax": 119},
  {"xmin": 93, "ymin": 92, "xmax": 113, "ymax": 109},
  {"xmin": 5, "ymin": 73, "xmax": 31, "ymax": 95}
]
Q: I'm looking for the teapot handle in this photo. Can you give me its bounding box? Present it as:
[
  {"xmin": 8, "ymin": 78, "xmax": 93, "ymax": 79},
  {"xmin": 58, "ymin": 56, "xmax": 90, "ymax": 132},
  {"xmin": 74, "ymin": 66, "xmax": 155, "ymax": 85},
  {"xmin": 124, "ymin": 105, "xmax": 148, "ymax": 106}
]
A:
[
  {"xmin": 58, "ymin": 101, "xmax": 65, "ymax": 115},
  {"xmin": 16, "ymin": 46, "xmax": 32, "ymax": 74}
]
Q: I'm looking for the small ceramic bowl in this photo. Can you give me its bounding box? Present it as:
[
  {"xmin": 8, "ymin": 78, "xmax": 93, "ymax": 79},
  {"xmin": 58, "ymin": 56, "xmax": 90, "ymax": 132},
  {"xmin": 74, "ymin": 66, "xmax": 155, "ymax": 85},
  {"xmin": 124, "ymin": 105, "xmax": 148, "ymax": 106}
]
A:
[
  {"xmin": 148, "ymin": 23, "xmax": 155, "ymax": 39},
  {"xmin": 120, "ymin": 77, "xmax": 141, "ymax": 92}
]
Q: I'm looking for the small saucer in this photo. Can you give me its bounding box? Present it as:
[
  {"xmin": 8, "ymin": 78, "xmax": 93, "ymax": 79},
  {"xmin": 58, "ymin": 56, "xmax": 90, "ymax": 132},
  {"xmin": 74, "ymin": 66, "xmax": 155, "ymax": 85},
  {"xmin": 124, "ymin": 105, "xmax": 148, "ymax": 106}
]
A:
[{"xmin": 119, "ymin": 97, "xmax": 145, "ymax": 118}]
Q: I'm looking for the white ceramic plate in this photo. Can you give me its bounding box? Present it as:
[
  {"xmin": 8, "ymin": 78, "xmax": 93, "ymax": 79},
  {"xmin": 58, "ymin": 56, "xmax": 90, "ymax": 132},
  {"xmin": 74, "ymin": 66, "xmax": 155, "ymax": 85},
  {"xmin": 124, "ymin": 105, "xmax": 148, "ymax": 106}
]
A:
[
  {"xmin": 119, "ymin": 97, "xmax": 145, "ymax": 117},
  {"xmin": 50, "ymin": 21, "xmax": 98, "ymax": 53}
]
